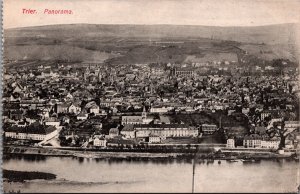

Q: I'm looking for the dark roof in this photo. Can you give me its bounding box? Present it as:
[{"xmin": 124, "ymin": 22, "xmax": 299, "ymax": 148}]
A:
[
  {"xmin": 109, "ymin": 128, "xmax": 119, "ymax": 134},
  {"xmin": 122, "ymin": 124, "xmax": 134, "ymax": 131},
  {"xmin": 134, "ymin": 124, "xmax": 191, "ymax": 129},
  {"xmin": 244, "ymin": 134, "xmax": 262, "ymax": 140},
  {"xmin": 107, "ymin": 137, "xmax": 135, "ymax": 145},
  {"xmin": 4, "ymin": 125, "xmax": 56, "ymax": 135},
  {"xmin": 4, "ymin": 103, "xmax": 20, "ymax": 110}
]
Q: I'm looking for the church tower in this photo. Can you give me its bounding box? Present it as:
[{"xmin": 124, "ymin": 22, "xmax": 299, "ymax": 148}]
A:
[
  {"xmin": 142, "ymin": 106, "xmax": 147, "ymax": 120},
  {"xmin": 98, "ymin": 72, "xmax": 102, "ymax": 82}
]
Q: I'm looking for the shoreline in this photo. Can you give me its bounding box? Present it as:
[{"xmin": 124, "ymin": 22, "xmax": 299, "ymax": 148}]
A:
[{"xmin": 3, "ymin": 145, "xmax": 299, "ymax": 161}]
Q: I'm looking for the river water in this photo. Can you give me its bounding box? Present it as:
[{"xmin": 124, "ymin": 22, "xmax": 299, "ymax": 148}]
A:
[{"xmin": 3, "ymin": 155, "xmax": 300, "ymax": 193}]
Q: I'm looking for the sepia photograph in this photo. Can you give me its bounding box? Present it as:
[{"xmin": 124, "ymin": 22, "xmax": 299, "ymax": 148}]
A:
[{"xmin": 1, "ymin": 0, "xmax": 300, "ymax": 193}]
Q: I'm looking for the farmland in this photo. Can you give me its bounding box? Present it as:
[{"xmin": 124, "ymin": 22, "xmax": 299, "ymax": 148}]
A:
[{"xmin": 4, "ymin": 23, "xmax": 298, "ymax": 64}]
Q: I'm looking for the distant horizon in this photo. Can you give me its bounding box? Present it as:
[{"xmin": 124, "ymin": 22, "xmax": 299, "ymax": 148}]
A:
[
  {"xmin": 5, "ymin": 22, "xmax": 298, "ymax": 30},
  {"xmin": 4, "ymin": 0, "xmax": 300, "ymax": 29}
]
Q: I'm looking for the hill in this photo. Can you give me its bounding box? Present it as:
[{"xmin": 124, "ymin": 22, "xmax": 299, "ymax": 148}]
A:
[{"xmin": 4, "ymin": 23, "xmax": 298, "ymax": 63}]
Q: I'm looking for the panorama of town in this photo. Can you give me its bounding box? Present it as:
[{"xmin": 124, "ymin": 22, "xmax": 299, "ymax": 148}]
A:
[{"xmin": 2, "ymin": 56, "xmax": 300, "ymax": 161}]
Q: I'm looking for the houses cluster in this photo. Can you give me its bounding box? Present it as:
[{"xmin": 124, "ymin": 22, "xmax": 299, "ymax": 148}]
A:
[
  {"xmin": 2, "ymin": 60, "xmax": 300, "ymax": 150},
  {"xmin": 226, "ymin": 120, "xmax": 300, "ymax": 150}
]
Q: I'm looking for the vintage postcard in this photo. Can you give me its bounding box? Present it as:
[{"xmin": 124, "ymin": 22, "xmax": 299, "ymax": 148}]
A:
[{"xmin": 2, "ymin": 0, "xmax": 300, "ymax": 193}]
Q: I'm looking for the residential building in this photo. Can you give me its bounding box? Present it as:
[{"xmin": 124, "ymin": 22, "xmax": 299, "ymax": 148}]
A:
[
  {"xmin": 4, "ymin": 125, "xmax": 58, "ymax": 141},
  {"xmin": 261, "ymin": 137, "xmax": 280, "ymax": 149},
  {"xmin": 109, "ymin": 128, "xmax": 119, "ymax": 138},
  {"xmin": 77, "ymin": 111, "xmax": 88, "ymax": 120},
  {"xmin": 226, "ymin": 138, "xmax": 235, "ymax": 148},
  {"xmin": 150, "ymin": 106, "xmax": 169, "ymax": 113},
  {"xmin": 68, "ymin": 103, "xmax": 81, "ymax": 114},
  {"xmin": 121, "ymin": 124, "xmax": 135, "ymax": 138},
  {"xmin": 121, "ymin": 116, "xmax": 143, "ymax": 125},
  {"xmin": 148, "ymin": 134, "xmax": 161, "ymax": 143},
  {"xmin": 93, "ymin": 137, "xmax": 107, "ymax": 147},
  {"xmin": 44, "ymin": 117, "xmax": 60, "ymax": 128},
  {"xmin": 243, "ymin": 134, "xmax": 262, "ymax": 148},
  {"xmin": 201, "ymin": 124, "xmax": 217, "ymax": 135}
]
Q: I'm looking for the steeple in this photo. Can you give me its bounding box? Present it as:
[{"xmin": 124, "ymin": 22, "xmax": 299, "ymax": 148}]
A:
[{"xmin": 142, "ymin": 106, "xmax": 147, "ymax": 120}]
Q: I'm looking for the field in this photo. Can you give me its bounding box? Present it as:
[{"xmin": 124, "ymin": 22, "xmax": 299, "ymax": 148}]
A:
[
  {"xmin": 4, "ymin": 23, "xmax": 298, "ymax": 64},
  {"xmin": 4, "ymin": 43, "xmax": 118, "ymax": 62},
  {"xmin": 4, "ymin": 36, "xmax": 243, "ymax": 64},
  {"xmin": 239, "ymin": 43, "xmax": 297, "ymax": 61},
  {"xmin": 184, "ymin": 52, "xmax": 238, "ymax": 63}
]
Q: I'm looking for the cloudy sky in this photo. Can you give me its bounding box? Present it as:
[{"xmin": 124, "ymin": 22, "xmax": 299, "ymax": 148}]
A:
[{"xmin": 4, "ymin": 0, "xmax": 300, "ymax": 29}]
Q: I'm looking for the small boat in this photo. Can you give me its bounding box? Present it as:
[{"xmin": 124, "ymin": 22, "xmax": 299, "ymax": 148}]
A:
[{"xmin": 228, "ymin": 159, "xmax": 239, "ymax": 162}]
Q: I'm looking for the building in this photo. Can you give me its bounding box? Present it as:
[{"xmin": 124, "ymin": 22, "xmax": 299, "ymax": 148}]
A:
[
  {"xmin": 226, "ymin": 138, "xmax": 235, "ymax": 148},
  {"xmin": 243, "ymin": 134, "xmax": 280, "ymax": 149},
  {"xmin": 150, "ymin": 106, "xmax": 169, "ymax": 113},
  {"xmin": 121, "ymin": 124, "xmax": 135, "ymax": 138},
  {"xmin": 56, "ymin": 103, "xmax": 69, "ymax": 114},
  {"xmin": 44, "ymin": 117, "xmax": 60, "ymax": 128},
  {"xmin": 171, "ymin": 67, "xmax": 195, "ymax": 77},
  {"xmin": 122, "ymin": 124, "xmax": 198, "ymax": 139},
  {"xmin": 285, "ymin": 121, "xmax": 300, "ymax": 130},
  {"xmin": 121, "ymin": 116, "xmax": 143, "ymax": 125},
  {"xmin": 4, "ymin": 125, "xmax": 58, "ymax": 141},
  {"xmin": 158, "ymin": 115, "xmax": 171, "ymax": 124},
  {"xmin": 89, "ymin": 104, "xmax": 100, "ymax": 114},
  {"xmin": 261, "ymin": 137, "xmax": 280, "ymax": 149},
  {"xmin": 201, "ymin": 124, "xmax": 218, "ymax": 135},
  {"xmin": 243, "ymin": 134, "xmax": 262, "ymax": 148},
  {"xmin": 85, "ymin": 101, "xmax": 100, "ymax": 114},
  {"xmin": 109, "ymin": 128, "xmax": 119, "ymax": 138},
  {"xmin": 121, "ymin": 108, "xmax": 150, "ymax": 124},
  {"xmin": 68, "ymin": 103, "xmax": 81, "ymax": 114},
  {"xmin": 77, "ymin": 111, "xmax": 88, "ymax": 120},
  {"xmin": 148, "ymin": 134, "xmax": 161, "ymax": 143},
  {"xmin": 93, "ymin": 137, "xmax": 107, "ymax": 147}
]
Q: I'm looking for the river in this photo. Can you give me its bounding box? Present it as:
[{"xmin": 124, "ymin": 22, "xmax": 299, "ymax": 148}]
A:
[{"xmin": 3, "ymin": 155, "xmax": 300, "ymax": 193}]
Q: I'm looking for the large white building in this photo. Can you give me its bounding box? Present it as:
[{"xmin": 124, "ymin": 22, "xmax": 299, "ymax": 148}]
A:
[
  {"xmin": 121, "ymin": 124, "xmax": 198, "ymax": 139},
  {"xmin": 201, "ymin": 124, "xmax": 218, "ymax": 135},
  {"xmin": 93, "ymin": 137, "xmax": 107, "ymax": 147},
  {"xmin": 44, "ymin": 117, "xmax": 60, "ymax": 128},
  {"xmin": 121, "ymin": 116, "xmax": 143, "ymax": 125},
  {"xmin": 150, "ymin": 106, "xmax": 169, "ymax": 113},
  {"xmin": 148, "ymin": 135, "xmax": 161, "ymax": 143},
  {"xmin": 226, "ymin": 138, "xmax": 235, "ymax": 148},
  {"xmin": 68, "ymin": 103, "xmax": 81, "ymax": 114},
  {"xmin": 5, "ymin": 126, "xmax": 58, "ymax": 141},
  {"xmin": 121, "ymin": 108, "xmax": 151, "ymax": 125},
  {"xmin": 243, "ymin": 134, "xmax": 280, "ymax": 149},
  {"xmin": 243, "ymin": 134, "xmax": 262, "ymax": 148},
  {"xmin": 285, "ymin": 121, "xmax": 300, "ymax": 130},
  {"xmin": 261, "ymin": 137, "xmax": 280, "ymax": 149},
  {"xmin": 121, "ymin": 124, "xmax": 136, "ymax": 138}
]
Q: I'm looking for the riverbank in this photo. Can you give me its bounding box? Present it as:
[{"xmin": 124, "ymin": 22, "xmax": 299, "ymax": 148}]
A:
[{"xmin": 3, "ymin": 145, "xmax": 299, "ymax": 162}]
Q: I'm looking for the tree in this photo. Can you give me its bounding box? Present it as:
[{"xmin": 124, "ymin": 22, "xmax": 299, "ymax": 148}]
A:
[{"xmin": 269, "ymin": 119, "xmax": 289, "ymax": 149}]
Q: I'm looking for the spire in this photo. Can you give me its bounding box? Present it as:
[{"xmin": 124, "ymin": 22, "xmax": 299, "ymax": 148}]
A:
[{"xmin": 142, "ymin": 106, "xmax": 147, "ymax": 120}]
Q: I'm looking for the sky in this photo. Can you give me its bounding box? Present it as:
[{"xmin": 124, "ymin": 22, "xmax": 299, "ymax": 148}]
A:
[{"xmin": 3, "ymin": 0, "xmax": 300, "ymax": 29}]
